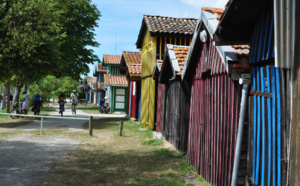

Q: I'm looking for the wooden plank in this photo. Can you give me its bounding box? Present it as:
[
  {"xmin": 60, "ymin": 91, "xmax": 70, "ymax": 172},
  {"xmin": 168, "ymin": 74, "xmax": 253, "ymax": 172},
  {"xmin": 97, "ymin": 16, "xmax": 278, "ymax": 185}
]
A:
[
  {"xmin": 255, "ymin": 67, "xmax": 261, "ymax": 185},
  {"xmin": 266, "ymin": 66, "xmax": 272, "ymax": 186},
  {"xmin": 260, "ymin": 67, "xmax": 266, "ymax": 186},
  {"xmin": 275, "ymin": 67, "xmax": 281, "ymax": 185},
  {"xmin": 271, "ymin": 65, "xmax": 276, "ymax": 185},
  {"xmin": 280, "ymin": 68, "xmax": 287, "ymax": 186}
]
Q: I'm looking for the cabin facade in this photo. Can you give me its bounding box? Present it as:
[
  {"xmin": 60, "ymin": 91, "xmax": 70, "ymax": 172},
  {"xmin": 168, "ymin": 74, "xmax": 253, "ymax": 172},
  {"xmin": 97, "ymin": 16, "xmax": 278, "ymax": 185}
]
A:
[
  {"xmin": 214, "ymin": 1, "xmax": 293, "ymax": 185},
  {"xmin": 93, "ymin": 63, "xmax": 107, "ymax": 105},
  {"xmin": 103, "ymin": 54, "xmax": 128, "ymax": 112},
  {"xmin": 136, "ymin": 14, "xmax": 197, "ymax": 129},
  {"xmin": 119, "ymin": 51, "xmax": 142, "ymax": 120},
  {"xmin": 181, "ymin": 8, "xmax": 250, "ymax": 186},
  {"xmin": 158, "ymin": 45, "xmax": 190, "ymax": 153}
]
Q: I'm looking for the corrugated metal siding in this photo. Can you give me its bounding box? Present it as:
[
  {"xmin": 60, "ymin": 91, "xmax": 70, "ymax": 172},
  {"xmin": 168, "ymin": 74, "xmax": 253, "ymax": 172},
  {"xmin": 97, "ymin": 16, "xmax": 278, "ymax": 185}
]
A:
[
  {"xmin": 156, "ymin": 83, "xmax": 165, "ymax": 133},
  {"xmin": 274, "ymin": 0, "xmax": 295, "ymax": 68},
  {"xmin": 249, "ymin": 11, "xmax": 275, "ymax": 64}
]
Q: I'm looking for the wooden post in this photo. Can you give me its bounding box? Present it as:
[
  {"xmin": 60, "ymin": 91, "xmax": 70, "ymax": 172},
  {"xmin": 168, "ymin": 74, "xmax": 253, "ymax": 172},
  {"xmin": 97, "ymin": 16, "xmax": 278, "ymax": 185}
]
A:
[
  {"xmin": 119, "ymin": 120, "xmax": 123, "ymax": 136},
  {"xmin": 6, "ymin": 82, "xmax": 10, "ymax": 113},
  {"xmin": 89, "ymin": 116, "xmax": 93, "ymax": 136}
]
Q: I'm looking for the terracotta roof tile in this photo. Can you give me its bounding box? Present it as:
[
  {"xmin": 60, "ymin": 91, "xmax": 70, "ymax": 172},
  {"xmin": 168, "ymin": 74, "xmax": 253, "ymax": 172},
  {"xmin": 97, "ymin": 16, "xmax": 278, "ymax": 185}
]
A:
[
  {"xmin": 122, "ymin": 51, "xmax": 141, "ymax": 65},
  {"xmin": 96, "ymin": 63, "xmax": 107, "ymax": 73},
  {"xmin": 232, "ymin": 45, "xmax": 250, "ymax": 57},
  {"xmin": 144, "ymin": 15, "xmax": 198, "ymax": 36},
  {"xmin": 86, "ymin": 77, "xmax": 97, "ymax": 85},
  {"xmin": 128, "ymin": 65, "xmax": 141, "ymax": 75},
  {"xmin": 103, "ymin": 54, "xmax": 122, "ymax": 65},
  {"xmin": 104, "ymin": 74, "xmax": 128, "ymax": 86},
  {"xmin": 173, "ymin": 46, "xmax": 189, "ymax": 75},
  {"xmin": 202, "ymin": 7, "xmax": 224, "ymax": 21}
]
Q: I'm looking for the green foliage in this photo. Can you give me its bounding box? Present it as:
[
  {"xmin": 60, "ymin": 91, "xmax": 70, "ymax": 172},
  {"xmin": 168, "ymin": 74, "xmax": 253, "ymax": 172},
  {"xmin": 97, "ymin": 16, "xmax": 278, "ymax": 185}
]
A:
[
  {"xmin": 0, "ymin": 0, "xmax": 101, "ymax": 84},
  {"xmin": 29, "ymin": 75, "xmax": 81, "ymax": 102},
  {"xmin": 142, "ymin": 139, "xmax": 164, "ymax": 146}
]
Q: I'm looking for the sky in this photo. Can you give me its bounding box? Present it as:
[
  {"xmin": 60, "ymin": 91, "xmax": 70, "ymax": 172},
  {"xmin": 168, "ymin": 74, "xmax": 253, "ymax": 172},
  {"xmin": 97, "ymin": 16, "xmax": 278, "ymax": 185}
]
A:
[{"xmin": 86, "ymin": 0, "xmax": 228, "ymax": 77}]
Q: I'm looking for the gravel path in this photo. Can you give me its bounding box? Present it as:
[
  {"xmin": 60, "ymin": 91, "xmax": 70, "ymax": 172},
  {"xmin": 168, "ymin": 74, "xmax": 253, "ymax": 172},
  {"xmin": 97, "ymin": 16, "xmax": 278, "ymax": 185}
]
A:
[{"xmin": 0, "ymin": 106, "xmax": 126, "ymax": 186}]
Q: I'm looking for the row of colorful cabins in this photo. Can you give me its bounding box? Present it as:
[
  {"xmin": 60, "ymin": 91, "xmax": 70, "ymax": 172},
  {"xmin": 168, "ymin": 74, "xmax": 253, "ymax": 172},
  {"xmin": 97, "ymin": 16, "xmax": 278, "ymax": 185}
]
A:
[{"xmin": 90, "ymin": 0, "xmax": 299, "ymax": 185}]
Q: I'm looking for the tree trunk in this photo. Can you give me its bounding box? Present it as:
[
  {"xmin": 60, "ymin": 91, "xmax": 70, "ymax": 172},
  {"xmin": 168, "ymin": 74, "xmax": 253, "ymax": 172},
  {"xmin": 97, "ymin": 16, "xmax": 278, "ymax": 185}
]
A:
[
  {"xmin": 13, "ymin": 84, "xmax": 23, "ymax": 105},
  {"xmin": 3, "ymin": 87, "xmax": 7, "ymax": 109}
]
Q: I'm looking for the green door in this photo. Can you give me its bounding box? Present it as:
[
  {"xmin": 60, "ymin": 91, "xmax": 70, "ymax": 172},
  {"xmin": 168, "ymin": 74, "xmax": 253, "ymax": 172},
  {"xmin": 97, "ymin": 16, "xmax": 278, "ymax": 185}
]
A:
[{"xmin": 114, "ymin": 88, "xmax": 127, "ymax": 112}]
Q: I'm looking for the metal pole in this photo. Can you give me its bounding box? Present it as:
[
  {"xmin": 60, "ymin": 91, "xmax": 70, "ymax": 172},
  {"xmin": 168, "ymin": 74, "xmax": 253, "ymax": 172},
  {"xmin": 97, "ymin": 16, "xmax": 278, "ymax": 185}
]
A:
[
  {"xmin": 89, "ymin": 116, "xmax": 93, "ymax": 136},
  {"xmin": 231, "ymin": 76, "xmax": 251, "ymax": 186},
  {"xmin": 40, "ymin": 117, "xmax": 44, "ymax": 135}
]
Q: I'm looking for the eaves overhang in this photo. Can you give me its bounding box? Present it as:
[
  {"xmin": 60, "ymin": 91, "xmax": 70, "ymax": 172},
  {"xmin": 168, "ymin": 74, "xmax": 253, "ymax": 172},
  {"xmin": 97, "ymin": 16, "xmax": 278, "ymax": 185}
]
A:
[{"xmin": 213, "ymin": 0, "xmax": 273, "ymax": 46}]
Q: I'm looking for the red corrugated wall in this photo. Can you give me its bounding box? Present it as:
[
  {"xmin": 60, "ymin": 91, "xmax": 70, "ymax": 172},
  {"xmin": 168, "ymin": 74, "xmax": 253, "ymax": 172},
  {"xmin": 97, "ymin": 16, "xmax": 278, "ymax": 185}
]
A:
[
  {"xmin": 187, "ymin": 38, "xmax": 241, "ymax": 186},
  {"xmin": 156, "ymin": 83, "xmax": 165, "ymax": 133}
]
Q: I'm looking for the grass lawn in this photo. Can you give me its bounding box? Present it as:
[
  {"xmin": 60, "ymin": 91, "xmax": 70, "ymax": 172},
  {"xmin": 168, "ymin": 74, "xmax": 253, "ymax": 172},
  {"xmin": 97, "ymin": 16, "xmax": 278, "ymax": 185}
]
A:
[{"xmin": 41, "ymin": 118, "xmax": 209, "ymax": 186}]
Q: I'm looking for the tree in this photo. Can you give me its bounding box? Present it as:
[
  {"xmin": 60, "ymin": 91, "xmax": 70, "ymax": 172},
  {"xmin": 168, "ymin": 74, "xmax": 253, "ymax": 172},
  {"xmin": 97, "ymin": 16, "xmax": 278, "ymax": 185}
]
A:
[
  {"xmin": 55, "ymin": 0, "xmax": 101, "ymax": 80},
  {"xmin": 0, "ymin": 0, "xmax": 101, "ymax": 101}
]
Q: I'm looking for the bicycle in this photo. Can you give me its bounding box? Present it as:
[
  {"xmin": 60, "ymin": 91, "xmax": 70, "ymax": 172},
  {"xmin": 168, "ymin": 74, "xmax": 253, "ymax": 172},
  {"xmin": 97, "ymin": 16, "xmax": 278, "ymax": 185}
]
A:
[
  {"xmin": 59, "ymin": 102, "xmax": 65, "ymax": 117},
  {"xmin": 34, "ymin": 100, "xmax": 42, "ymax": 115},
  {"xmin": 10, "ymin": 102, "xmax": 23, "ymax": 119},
  {"xmin": 71, "ymin": 100, "xmax": 77, "ymax": 115},
  {"xmin": 79, "ymin": 99, "xmax": 87, "ymax": 106}
]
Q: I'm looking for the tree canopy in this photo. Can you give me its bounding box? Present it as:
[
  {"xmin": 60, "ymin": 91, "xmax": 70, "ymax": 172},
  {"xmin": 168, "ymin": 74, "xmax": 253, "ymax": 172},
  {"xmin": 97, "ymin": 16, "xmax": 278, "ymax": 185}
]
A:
[{"xmin": 0, "ymin": 0, "xmax": 101, "ymax": 85}]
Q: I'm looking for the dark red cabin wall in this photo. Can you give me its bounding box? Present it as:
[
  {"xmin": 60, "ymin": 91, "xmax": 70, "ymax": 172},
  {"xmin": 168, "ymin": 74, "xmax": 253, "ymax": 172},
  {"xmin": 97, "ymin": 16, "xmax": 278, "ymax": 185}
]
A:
[
  {"xmin": 130, "ymin": 81, "xmax": 137, "ymax": 119},
  {"xmin": 156, "ymin": 83, "xmax": 165, "ymax": 133},
  {"xmin": 186, "ymin": 38, "xmax": 245, "ymax": 186}
]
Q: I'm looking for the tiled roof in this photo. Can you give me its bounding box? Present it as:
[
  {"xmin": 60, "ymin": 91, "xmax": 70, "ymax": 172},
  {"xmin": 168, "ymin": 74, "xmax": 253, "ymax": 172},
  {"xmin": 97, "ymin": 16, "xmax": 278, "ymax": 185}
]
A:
[
  {"xmin": 232, "ymin": 45, "xmax": 250, "ymax": 57},
  {"xmin": 136, "ymin": 15, "xmax": 198, "ymax": 48},
  {"xmin": 103, "ymin": 54, "xmax": 122, "ymax": 65},
  {"xmin": 144, "ymin": 15, "xmax": 198, "ymax": 35},
  {"xmin": 128, "ymin": 65, "xmax": 141, "ymax": 75},
  {"xmin": 122, "ymin": 51, "xmax": 142, "ymax": 75},
  {"xmin": 122, "ymin": 51, "xmax": 141, "ymax": 65},
  {"xmin": 173, "ymin": 46, "xmax": 189, "ymax": 75},
  {"xmin": 202, "ymin": 7, "xmax": 224, "ymax": 21},
  {"xmin": 104, "ymin": 74, "xmax": 128, "ymax": 86},
  {"xmin": 96, "ymin": 63, "xmax": 107, "ymax": 73}
]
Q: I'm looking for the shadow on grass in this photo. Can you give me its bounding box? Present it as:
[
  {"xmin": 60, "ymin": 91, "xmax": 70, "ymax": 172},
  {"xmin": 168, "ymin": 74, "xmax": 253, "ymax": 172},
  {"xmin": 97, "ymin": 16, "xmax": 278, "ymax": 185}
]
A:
[
  {"xmin": 82, "ymin": 118, "xmax": 131, "ymax": 130},
  {"xmin": 0, "ymin": 119, "xmax": 35, "ymax": 128},
  {"xmin": 43, "ymin": 147, "xmax": 190, "ymax": 185}
]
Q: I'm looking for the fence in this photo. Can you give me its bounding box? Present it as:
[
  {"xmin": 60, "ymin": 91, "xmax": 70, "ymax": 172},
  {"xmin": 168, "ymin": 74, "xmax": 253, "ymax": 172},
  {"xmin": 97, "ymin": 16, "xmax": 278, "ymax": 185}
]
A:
[{"xmin": 0, "ymin": 113, "xmax": 93, "ymax": 136}]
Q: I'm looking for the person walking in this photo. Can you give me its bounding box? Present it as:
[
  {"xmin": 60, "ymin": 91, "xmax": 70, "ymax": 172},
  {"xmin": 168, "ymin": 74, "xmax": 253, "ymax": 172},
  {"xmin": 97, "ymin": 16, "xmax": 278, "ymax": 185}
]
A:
[{"xmin": 21, "ymin": 90, "xmax": 29, "ymax": 114}]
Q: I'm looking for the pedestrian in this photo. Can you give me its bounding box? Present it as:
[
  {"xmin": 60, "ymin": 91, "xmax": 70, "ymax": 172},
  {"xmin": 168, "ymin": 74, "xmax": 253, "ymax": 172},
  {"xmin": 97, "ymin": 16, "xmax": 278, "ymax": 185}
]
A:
[{"xmin": 21, "ymin": 90, "xmax": 29, "ymax": 114}]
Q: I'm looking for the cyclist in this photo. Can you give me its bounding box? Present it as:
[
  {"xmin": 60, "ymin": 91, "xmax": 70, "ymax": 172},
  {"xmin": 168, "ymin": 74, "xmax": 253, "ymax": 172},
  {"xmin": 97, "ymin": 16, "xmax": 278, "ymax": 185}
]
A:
[
  {"xmin": 70, "ymin": 90, "xmax": 79, "ymax": 108},
  {"xmin": 58, "ymin": 92, "xmax": 66, "ymax": 114},
  {"xmin": 33, "ymin": 92, "xmax": 42, "ymax": 115}
]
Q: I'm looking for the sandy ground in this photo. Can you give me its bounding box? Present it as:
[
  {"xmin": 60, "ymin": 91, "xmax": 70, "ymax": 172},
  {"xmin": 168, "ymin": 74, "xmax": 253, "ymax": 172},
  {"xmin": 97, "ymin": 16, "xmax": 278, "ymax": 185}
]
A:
[{"xmin": 0, "ymin": 106, "xmax": 126, "ymax": 186}]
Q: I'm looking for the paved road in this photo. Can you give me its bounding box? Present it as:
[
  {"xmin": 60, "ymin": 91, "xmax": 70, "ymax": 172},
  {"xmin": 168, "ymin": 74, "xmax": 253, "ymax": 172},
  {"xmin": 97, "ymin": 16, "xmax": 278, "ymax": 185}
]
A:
[{"xmin": 0, "ymin": 106, "xmax": 126, "ymax": 186}]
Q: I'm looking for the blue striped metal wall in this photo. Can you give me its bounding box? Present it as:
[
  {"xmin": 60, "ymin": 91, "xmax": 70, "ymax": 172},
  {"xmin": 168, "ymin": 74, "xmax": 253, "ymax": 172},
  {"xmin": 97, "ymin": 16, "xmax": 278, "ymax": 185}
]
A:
[{"xmin": 249, "ymin": 10, "xmax": 275, "ymax": 64}]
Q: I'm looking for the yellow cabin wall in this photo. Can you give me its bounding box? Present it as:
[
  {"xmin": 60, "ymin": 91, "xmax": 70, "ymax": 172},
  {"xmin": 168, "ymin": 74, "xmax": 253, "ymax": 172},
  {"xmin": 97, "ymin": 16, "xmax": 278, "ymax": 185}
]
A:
[
  {"xmin": 141, "ymin": 28, "xmax": 157, "ymax": 129},
  {"xmin": 140, "ymin": 28, "xmax": 192, "ymax": 129}
]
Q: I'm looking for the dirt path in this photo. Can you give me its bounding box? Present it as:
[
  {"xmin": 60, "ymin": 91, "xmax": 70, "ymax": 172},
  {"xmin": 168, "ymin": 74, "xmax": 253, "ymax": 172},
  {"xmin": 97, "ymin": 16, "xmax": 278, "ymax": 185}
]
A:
[{"xmin": 0, "ymin": 106, "xmax": 126, "ymax": 186}]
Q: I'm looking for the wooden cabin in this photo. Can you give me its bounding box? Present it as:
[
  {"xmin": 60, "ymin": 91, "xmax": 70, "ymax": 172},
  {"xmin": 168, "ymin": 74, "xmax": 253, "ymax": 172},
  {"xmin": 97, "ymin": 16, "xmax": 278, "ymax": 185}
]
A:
[
  {"xmin": 136, "ymin": 14, "xmax": 197, "ymax": 129},
  {"xmin": 181, "ymin": 8, "xmax": 250, "ymax": 186},
  {"xmin": 214, "ymin": 1, "xmax": 292, "ymax": 185},
  {"xmin": 152, "ymin": 60, "xmax": 164, "ymax": 134},
  {"xmin": 103, "ymin": 54, "xmax": 128, "ymax": 112},
  {"xmin": 93, "ymin": 63, "xmax": 107, "ymax": 105},
  {"xmin": 157, "ymin": 45, "xmax": 190, "ymax": 153},
  {"xmin": 85, "ymin": 77, "xmax": 97, "ymax": 103},
  {"xmin": 119, "ymin": 51, "xmax": 142, "ymax": 120}
]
